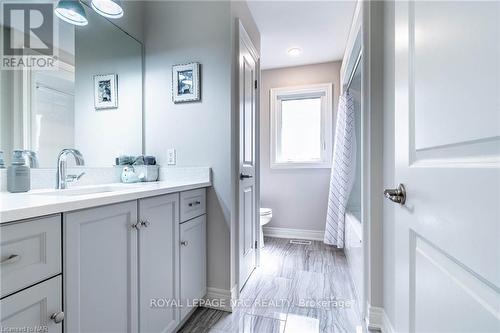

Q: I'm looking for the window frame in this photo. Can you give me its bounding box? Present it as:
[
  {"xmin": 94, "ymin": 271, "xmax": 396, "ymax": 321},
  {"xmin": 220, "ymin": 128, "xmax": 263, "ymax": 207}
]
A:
[{"xmin": 269, "ymin": 83, "xmax": 333, "ymax": 169}]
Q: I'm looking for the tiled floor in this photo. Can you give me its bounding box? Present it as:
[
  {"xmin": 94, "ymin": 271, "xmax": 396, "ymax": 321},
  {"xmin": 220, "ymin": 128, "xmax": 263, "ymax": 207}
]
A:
[{"xmin": 178, "ymin": 237, "xmax": 363, "ymax": 333}]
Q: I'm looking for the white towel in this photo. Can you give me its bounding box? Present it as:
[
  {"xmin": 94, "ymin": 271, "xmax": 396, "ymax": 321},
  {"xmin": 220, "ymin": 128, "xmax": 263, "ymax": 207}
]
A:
[{"xmin": 324, "ymin": 92, "xmax": 356, "ymax": 248}]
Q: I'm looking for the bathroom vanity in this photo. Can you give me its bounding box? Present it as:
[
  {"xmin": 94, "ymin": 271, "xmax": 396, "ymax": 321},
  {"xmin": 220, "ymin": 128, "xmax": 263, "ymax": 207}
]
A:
[
  {"xmin": 0, "ymin": 2, "xmax": 210, "ymax": 332},
  {"xmin": 0, "ymin": 178, "xmax": 210, "ymax": 333}
]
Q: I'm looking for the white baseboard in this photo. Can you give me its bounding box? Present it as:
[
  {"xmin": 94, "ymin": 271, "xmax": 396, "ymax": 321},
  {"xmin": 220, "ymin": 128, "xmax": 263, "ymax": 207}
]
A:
[
  {"xmin": 263, "ymin": 226, "xmax": 324, "ymax": 241},
  {"xmin": 366, "ymin": 304, "xmax": 395, "ymax": 333},
  {"xmin": 203, "ymin": 286, "xmax": 234, "ymax": 312}
]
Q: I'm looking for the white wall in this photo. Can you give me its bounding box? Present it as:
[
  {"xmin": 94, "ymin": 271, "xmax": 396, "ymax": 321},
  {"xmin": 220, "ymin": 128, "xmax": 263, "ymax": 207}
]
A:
[
  {"xmin": 143, "ymin": 1, "xmax": 233, "ymax": 291},
  {"xmin": 260, "ymin": 62, "xmax": 341, "ymax": 232}
]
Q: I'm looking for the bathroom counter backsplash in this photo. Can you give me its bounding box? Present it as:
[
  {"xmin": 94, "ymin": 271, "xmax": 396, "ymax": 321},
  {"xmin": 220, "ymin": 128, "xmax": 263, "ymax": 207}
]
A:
[{"xmin": 0, "ymin": 166, "xmax": 210, "ymax": 192}]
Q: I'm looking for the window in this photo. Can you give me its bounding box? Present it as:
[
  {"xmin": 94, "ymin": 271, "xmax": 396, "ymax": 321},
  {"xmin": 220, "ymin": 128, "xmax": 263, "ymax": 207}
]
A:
[{"xmin": 270, "ymin": 83, "xmax": 333, "ymax": 169}]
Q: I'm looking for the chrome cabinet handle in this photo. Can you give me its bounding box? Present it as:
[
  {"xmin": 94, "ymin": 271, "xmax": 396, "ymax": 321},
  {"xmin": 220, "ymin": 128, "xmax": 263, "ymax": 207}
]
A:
[
  {"xmin": 131, "ymin": 222, "xmax": 142, "ymax": 230},
  {"xmin": 239, "ymin": 173, "xmax": 252, "ymax": 180},
  {"xmin": 188, "ymin": 201, "xmax": 201, "ymax": 207},
  {"xmin": 1, "ymin": 254, "xmax": 20, "ymax": 265},
  {"xmin": 180, "ymin": 240, "xmax": 188, "ymax": 246},
  {"xmin": 50, "ymin": 311, "xmax": 64, "ymax": 324},
  {"xmin": 384, "ymin": 184, "xmax": 406, "ymax": 205},
  {"xmin": 140, "ymin": 220, "xmax": 151, "ymax": 228}
]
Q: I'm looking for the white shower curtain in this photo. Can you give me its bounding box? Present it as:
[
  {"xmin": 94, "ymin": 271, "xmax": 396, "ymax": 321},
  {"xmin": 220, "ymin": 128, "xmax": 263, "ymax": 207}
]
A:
[{"xmin": 324, "ymin": 91, "xmax": 356, "ymax": 248}]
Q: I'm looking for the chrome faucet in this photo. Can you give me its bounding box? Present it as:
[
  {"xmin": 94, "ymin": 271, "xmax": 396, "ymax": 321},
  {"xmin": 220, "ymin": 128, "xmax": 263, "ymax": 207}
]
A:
[
  {"xmin": 23, "ymin": 150, "xmax": 39, "ymax": 168},
  {"xmin": 56, "ymin": 149, "xmax": 85, "ymax": 189}
]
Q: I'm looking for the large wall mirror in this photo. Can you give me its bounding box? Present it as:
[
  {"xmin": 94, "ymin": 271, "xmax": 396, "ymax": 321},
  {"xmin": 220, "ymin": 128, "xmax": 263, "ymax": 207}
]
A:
[{"xmin": 0, "ymin": 3, "xmax": 143, "ymax": 168}]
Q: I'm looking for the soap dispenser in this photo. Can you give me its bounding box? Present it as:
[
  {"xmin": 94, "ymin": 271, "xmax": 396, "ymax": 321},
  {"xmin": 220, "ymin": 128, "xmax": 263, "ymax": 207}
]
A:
[
  {"xmin": 0, "ymin": 151, "xmax": 5, "ymax": 168},
  {"xmin": 7, "ymin": 150, "xmax": 30, "ymax": 193}
]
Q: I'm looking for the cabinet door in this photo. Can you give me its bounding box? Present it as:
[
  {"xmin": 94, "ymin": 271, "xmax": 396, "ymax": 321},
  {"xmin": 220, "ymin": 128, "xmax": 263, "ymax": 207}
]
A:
[
  {"xmin": 180, "ymin": 215, "xmax": 207, "ymax": 320},
  {"xmin": 139, "ymin": 194, "xmax": 179, "ymax": 333},
  {"xmin": 64, "ymin": 201, "xmax": 138, "ymax": 333},
  {"xmin": 0, "ymin": 276, "xmax": 63, "ymax": 333}
]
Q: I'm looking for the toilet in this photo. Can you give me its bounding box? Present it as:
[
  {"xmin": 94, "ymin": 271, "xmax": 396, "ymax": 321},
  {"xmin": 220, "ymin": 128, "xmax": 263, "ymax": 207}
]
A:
[{"xmin": 259, "ymin": 208, "xmax": 273, "ymax": 248}]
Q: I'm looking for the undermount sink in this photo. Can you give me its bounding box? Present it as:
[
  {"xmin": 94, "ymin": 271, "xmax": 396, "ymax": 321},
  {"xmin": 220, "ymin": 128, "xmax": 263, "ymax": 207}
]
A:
[{"xmin": 37, "ymin": 185, "xmax": 135, "ymax": 197}]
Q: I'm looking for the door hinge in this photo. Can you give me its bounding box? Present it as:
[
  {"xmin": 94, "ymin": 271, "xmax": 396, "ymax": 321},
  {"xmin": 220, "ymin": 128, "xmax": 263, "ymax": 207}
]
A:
[{"xmin": 254, "ymin": 80, "xmax": 258, "ymax": 90}]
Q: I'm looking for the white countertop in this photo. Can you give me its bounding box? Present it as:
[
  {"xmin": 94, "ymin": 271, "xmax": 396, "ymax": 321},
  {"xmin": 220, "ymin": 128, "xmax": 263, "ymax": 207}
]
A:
[{"xmin": 0, "ymin": 179, "xmax": 211, "ymax": 224}]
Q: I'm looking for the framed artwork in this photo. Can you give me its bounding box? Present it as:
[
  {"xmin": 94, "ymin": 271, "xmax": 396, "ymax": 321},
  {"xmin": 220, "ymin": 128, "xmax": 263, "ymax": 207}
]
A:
[
  {"xmin": 94, "ymin": 74, "xmax": 118, "ymax": 110},
  {"xmin": 172, "ymin": 62, "xmax": 200, "ymax": 103}
]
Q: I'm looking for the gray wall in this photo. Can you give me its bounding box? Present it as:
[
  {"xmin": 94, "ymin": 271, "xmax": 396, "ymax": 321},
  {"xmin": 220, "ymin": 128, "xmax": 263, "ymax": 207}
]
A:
[
  {"xmin": 382, "ymin": 0, "xmax": 396, "ymax": 325},
  {"xmin": 75, "ymin": 9, "xmax": 143, "ymax": 167},
  {"xmin": 81, "ymin": 0, "xmax": 144, "ymax": 42},
  {"xmin": 362, "ymin": 0, "xmax": 384, "ymax": 313},
  {"xmin": 260, "ymin": 62, "xmax": 341, "ymax": 232},
  {"xmin": 143, "ymin": 1, "xmax": 232, "ymax": 291}
]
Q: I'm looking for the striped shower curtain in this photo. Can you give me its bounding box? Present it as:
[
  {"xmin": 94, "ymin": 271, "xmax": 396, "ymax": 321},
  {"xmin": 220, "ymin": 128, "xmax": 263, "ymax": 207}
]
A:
[{"xmin": 324, "ymin": 92, "xmax": 356, "ymax": 248}]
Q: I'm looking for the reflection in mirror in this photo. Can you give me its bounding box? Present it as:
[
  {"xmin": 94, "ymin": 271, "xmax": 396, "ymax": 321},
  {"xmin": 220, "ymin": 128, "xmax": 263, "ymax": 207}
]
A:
[{"xmin": 0, "ymin": 2, "xmax": 143, "ymax": 168}]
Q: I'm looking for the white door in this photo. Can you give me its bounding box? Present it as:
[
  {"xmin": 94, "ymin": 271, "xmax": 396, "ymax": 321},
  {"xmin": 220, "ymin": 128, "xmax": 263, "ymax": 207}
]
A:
[
  {"xmin": 238, "ymin": 21, "xmax": 259, "ymax": 290},
  {"xmin": 139, "ymin": 194, "xmax": 179, "ymax": 333},
  {"xmin": 180, "ymin": 215, "xmax": 207, "ymax": 320},
  {"xmin": 391, "ymin": 1, "xmax": 500, "ymax": 332},
  {"xmin": 64, "ymin": 201, "xmax": 138, "ymax": 333}
]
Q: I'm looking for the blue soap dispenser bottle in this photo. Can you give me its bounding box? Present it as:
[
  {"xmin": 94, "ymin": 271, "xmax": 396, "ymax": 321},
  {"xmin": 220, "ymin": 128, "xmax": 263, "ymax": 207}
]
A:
[{"xmin": 7, "ymin": 150, "xmax": 30, "ymax": 193}]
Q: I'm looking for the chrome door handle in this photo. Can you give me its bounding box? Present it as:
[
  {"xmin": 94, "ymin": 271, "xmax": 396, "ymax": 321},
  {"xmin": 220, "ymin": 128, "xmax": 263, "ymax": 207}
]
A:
[
  {"xmin": 140, "ymin": 220, "xmax": 151, "ymax": 228},
  {"xmin": 384, "ymin": 184, "xmax": 406, "ymax": 205},
  {"xmin": 240, "ymin": 173, "xmax": 252, "ymax": 180},
  {"xmin": 1, "ymin": 254, "xmax": 20, "ymax": 265},
  {"xmin": 131, "ymin": 221, "xmax": 142, "ymax": 230},
  {"xmin": 180, "ymin": 240, "xmax": 188, "ymax": 246},
  {"xmin": 50, "ymin": 311, "xmax": 64, "ymax": 324}
]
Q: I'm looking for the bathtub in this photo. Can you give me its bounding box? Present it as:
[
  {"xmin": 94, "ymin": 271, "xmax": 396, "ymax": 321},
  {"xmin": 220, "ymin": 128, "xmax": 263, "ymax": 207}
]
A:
[{"xmin": 345, "ymin": 211, "xmax": 363, "ymax": 313}]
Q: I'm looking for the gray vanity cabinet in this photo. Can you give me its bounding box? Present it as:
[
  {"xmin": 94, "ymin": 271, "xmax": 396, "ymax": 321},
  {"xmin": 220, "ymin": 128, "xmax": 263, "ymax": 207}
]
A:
[
  {"xmin": 1, "ymin": 187, "xmax": 206, "ymax": 333},
  {"xmin": 180, "ymin": 214, "xmax": 206, "ymax": 320},
  {"xmin": 1, "ymin": 276, "xmax": 63, "ymax": 333},
  {"xmin": 64, "ymin": 201, "xmax": 139, "ymax": 333},
  {"xmin": 138, "ymin": 194, "xmax": 179, "ymax": 333},
  {"xmin": 0, "ymin": 215, "xmax": 63, "ymax": 333}
]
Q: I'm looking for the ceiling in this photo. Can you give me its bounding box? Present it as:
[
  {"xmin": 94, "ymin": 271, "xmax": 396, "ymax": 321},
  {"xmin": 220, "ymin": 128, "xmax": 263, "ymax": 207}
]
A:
[{"xmin": 247, "ymin": 1, "xmax": 356, "ymax": 70}]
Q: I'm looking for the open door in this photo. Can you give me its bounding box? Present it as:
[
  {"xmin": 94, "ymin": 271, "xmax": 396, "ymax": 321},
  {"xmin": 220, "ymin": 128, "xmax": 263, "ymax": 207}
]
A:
[
  {"xmin": 390, "ymin": 1, "xmax": 500, "ymax": 331},
  {"xmin": 238, "ymin": 21, "xmax": 259, "ymax": 290}
]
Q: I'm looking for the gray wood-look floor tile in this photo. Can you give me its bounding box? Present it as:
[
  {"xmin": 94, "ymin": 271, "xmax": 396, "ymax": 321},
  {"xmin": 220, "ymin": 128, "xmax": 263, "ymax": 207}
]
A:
[
  {"xmin": 244, "ymin": 275, "xmax": 292, "ymax": 320},
  {"xmin": 178, "ymin": 237, "xmax": 362, "ymax": 333},
  {"xmin": 211, "ymin": 310, "xmax": 286, "ymax": 333}
]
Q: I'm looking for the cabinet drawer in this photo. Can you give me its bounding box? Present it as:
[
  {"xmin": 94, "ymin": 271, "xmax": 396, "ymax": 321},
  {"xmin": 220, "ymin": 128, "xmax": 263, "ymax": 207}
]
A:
[
  {"xmin": 1, "ymin": 276, "xmax": 62, "ymax": 333},
  {"xmin": 180, "ymin": 188, "xmax": 206, "ymax": 223},
  {"xmin": 1, "ymin": 215, "xmax": 61, "ymax": 298}
]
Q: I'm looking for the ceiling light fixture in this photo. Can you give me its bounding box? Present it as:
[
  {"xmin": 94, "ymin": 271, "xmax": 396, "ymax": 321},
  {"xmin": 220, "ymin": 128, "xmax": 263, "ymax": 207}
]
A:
[
  {"xmin": 91, "ymin": 0, "xmax": 124, "ymax": 19},
  {"xmin": 287, "ymin": 47, "xmax": 302, "ymax": 56},
  {"xmin": 55, "ymin": 0, "xmax": 88, "ymax": 26}
]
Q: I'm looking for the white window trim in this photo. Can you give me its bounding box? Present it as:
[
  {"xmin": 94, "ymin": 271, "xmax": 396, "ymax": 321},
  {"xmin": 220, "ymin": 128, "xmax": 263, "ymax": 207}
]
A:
[{"xmin": 270, "ymin": 83, "xmax": 333, "ymax": 169}]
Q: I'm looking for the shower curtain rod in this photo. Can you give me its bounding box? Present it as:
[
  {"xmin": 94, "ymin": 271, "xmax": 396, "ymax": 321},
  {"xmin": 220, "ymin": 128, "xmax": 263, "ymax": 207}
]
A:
[
  {"xmin": 36, "ymin": 83, "xmax": 74, "ymax": 97},
  {"xmin": 345, "ymin": 49, "xmax": 362, "ymax": 92}
]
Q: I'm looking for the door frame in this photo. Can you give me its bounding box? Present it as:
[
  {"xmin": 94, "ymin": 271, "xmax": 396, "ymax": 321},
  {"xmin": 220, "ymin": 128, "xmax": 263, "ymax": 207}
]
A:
[
  {"xmin": 235, "ymin": 19, "xmax": 260, "ymax": 294},
  {"xmin": 341, "ymin": 0, "xmax": 368, "ymax": 320},
  {"xmin": 360, "ymin": 0, "xmax": 387, "ymax": 329},
  {"xmin": 341, "ymin": 0, "xmax": 386, "ymax": 327}
]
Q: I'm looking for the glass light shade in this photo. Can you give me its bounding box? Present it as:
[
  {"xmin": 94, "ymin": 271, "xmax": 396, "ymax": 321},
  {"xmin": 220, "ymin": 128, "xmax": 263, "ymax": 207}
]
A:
[
  {"xmin": 55, "ymin": 0, "xmax": 88, "ymax": 26},
  {"xmin": 287, "ymin": 47, "xmax": 302, "ymax": 56},
  {"xmin": 91, "ymin": 0, "xmax": 124, "ymax": 19}
]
